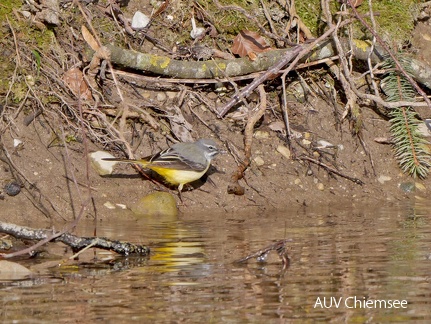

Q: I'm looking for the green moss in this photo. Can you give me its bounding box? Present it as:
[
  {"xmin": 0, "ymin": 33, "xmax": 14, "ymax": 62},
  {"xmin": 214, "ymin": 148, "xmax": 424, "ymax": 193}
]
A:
[
  {"xmin": 296, "ymin": 0, "xmax": 416, "ymax": 47},
  {"xmin": 358, "ymin": 0, "xmax": 416, "ymax": 47},
  {"xmin": 296, "ymin": 0, "xmax": 321, "ymax": 36},
  {"xmin": 0, "ymin": 0, "xmax": 21, "ymax": 96},
  {"xmin": 0, "ymin": 0, "xmax": 19, "ymax": 16},
  {"xmin": 10, "ymin": 82, "xmax": 27, "ymax": 103},
  {"xmin": 0, "ymin": 0, "xmax": 57, "ymax": 99},
  {"xmin": 195, "ymin": 0, "xmax": 262, "ymax": 35}
]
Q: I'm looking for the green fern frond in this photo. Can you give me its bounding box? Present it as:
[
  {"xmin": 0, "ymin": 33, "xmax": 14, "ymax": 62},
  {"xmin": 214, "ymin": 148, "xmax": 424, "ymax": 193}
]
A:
[{"xmin": 381, "ymin": 56, "xmax": 431, "ymax": 179}]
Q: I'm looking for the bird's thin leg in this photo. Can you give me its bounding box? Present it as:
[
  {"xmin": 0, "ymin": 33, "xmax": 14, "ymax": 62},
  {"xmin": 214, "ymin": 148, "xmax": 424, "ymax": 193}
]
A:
[
  {"xmin": 177, "ymin": 190, "xmax": 184, "ymax": 203},
  {"xmin": 177, "ymin": 184, "xmax": 184, "ymax": 204}
]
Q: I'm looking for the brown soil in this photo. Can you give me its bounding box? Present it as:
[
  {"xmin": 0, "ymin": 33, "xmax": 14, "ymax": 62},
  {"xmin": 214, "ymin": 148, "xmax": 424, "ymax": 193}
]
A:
[{"xmin": 1, "ymin": 1, "xmax": 431, "ymax": 225}]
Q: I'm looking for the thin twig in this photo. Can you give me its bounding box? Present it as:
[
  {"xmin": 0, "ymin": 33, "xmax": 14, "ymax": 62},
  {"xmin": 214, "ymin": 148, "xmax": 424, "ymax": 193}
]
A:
[
  {"xmin": 300, "ymin": 155, "xmax": 364, "ymax": 185},
  {"xmin": 260, "ymin": 0, "xmax": 278, "ymax": 37},
  {"xmin": 365, "ymin": 0, "xmax": 380, "ymax": 97},
  {"xmin": 4, "ymin": 16, "xmax": 20, "ymax": 110}
]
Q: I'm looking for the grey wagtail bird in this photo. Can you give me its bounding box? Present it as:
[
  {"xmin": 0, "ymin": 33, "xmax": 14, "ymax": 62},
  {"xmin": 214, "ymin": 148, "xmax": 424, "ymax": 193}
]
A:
[{"xmin": 103, "ymin": 138, "xmax": 220, "ymax": 196}]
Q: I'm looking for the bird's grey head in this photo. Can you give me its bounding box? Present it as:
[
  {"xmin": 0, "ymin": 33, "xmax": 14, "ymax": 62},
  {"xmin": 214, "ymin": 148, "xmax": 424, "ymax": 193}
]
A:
[{"xmin": 196, "ymin": 138, "xmax": 220, "ymax": 161}]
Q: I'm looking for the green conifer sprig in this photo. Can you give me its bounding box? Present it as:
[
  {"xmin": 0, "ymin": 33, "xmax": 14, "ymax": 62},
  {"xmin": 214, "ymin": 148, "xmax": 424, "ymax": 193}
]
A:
[
  {"xmin": 388, "ymin": 108, "xmax": 431, "ymax": 178},
  {"xmin": 381, "ymin": 57, "xmax": 431, "ymax": 178}
]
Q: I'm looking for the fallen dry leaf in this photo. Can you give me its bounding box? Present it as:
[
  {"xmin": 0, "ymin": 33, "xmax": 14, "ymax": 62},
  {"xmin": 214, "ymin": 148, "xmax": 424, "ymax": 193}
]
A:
[
  {"xmin": 81, "ymin": 25, "xmax": 99, "ymax": 51},
  {"xmin": 351, "ymin": 0, "xmax": 364, "ymax": 7},
  {"xmin": 62, "ymin": 68, "xmax": 92, "ymax": 100},
  {"xmin": 232, "ymin": 30, "xmax": 271, "ymax": 60}
]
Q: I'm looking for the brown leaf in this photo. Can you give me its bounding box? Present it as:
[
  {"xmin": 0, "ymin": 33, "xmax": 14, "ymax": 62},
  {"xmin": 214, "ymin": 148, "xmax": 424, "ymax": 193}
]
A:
[
  {"xmin": 351, "ymin": 0, "xmax": 364, "ymax": 7},
  {"xmin": 151, "ymin": 0, "xmax": 170, "ymax": 19},
  {"xmin": 81, "ymin": 25, "xmax": 99, "ymax": 51},
  {"xmin": 62, "ymin": 68, "xmax": 92, "ymax": 100},
  {"xmin": 232, "ymin": 30, "xmax": 271, "ymax": 59}
]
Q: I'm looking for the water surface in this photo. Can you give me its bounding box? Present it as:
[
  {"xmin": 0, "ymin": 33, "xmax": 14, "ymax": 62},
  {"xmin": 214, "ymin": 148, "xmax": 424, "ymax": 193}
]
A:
[{"xmin": 1, "ymin": 201, "xmax": 430, "ymax": 322}]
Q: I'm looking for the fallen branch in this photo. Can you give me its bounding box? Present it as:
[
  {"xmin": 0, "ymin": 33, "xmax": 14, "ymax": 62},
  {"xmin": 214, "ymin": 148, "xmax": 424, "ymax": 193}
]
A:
[
  {"xmin": 0, "ymin": 222, "xmax": 150, "ymax": 257},
  {"xmin": 104, "ymin": 43, "xmax": 301, "ymax": 79},
  {"xmin": 97, "ymin": 37, "xmax": 393, "ymax": 80}
]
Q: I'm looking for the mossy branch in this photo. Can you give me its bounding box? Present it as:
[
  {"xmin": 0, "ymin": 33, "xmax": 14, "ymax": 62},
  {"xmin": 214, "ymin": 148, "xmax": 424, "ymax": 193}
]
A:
[{"xmin": 100, "ymin": 41, "xmax": 431, "ymax": 90}]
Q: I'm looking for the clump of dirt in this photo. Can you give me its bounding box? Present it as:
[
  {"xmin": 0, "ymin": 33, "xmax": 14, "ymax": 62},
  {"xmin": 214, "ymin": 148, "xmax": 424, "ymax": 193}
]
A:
[{"xmin": 0, "ymin": 0, "xmax": 430, "ymax": 225}]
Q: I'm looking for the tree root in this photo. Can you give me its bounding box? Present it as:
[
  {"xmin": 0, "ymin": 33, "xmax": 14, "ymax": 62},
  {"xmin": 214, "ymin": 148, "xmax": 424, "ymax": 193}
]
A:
[{"xmin": 228, "ymin": 85, "xmax": 267, "ymax": 196}]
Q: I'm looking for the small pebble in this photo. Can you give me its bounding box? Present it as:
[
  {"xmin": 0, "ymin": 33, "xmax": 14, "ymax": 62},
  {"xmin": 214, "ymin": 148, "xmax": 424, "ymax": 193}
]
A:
[
  {"xmin": 254, "ymin": 130, "xmax": 269, "ymax": 139},
  {"xmin": 207, "ymin": 92, "xmax": 218, "ymax": 100},
  {"xmin": 399, "ymin": 182, "xmax": 415, "ymax": 193},
  {"xmin": 302, "ymin": 139, "xmax": 311, "ymax": 146},
  {"xmin": 415, "ymin": 182, "xmax": 426, "ymax": 191},
  {"xmin": 26, "ymin": 75, "xmax": 35, "ymax": 86},
  {"xmin": 253, "ymin": 156, "xmax": 265, "ymax": 166},
  {"xmin": 13, "ymin": 138, "xmax": 23, "ymax": 148},
  {"xmin": 156, "ymin": 92, "xmax": 167, "ymax": 102},
  {"xmin": 316, "ymin": 140, "xmax": 335, "ymax": 149},
  {"xmin": 377, "ymin": 175, "xmax": 392, "ymax": 184},
  {"xmin": 19, "ymin": 10, "xmax": 31, "ymax": 19},
  {"xmin": 116, "ymin": 204, "xmax": 127, "ymax": 209},
  {"xmin": 103, "ymin": 201, "xmax": 116, "ymax": 210},
  {"xmin": 4, "ymin": 182, "xmax": 21, "ymax": 196},
  {"xmin": 276, "ymin": 145, "xmax": 291, "ymax": 159},
  {"xmin": 131, "ymin": 11, "xmax": 150, "ymax": 30}
]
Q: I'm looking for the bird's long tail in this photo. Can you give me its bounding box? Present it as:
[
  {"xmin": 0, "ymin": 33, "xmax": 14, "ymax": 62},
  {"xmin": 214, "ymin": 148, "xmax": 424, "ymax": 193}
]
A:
[{"xmin": 102, "ymin": 158, "xmax": 149, "ymax": 167}]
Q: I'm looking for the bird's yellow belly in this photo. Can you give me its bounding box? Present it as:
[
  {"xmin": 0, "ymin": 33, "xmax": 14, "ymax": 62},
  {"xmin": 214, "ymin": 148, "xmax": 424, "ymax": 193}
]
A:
[{"xmin": 149, "ymin": 166, "xmax": 208, "ymax": 186}]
